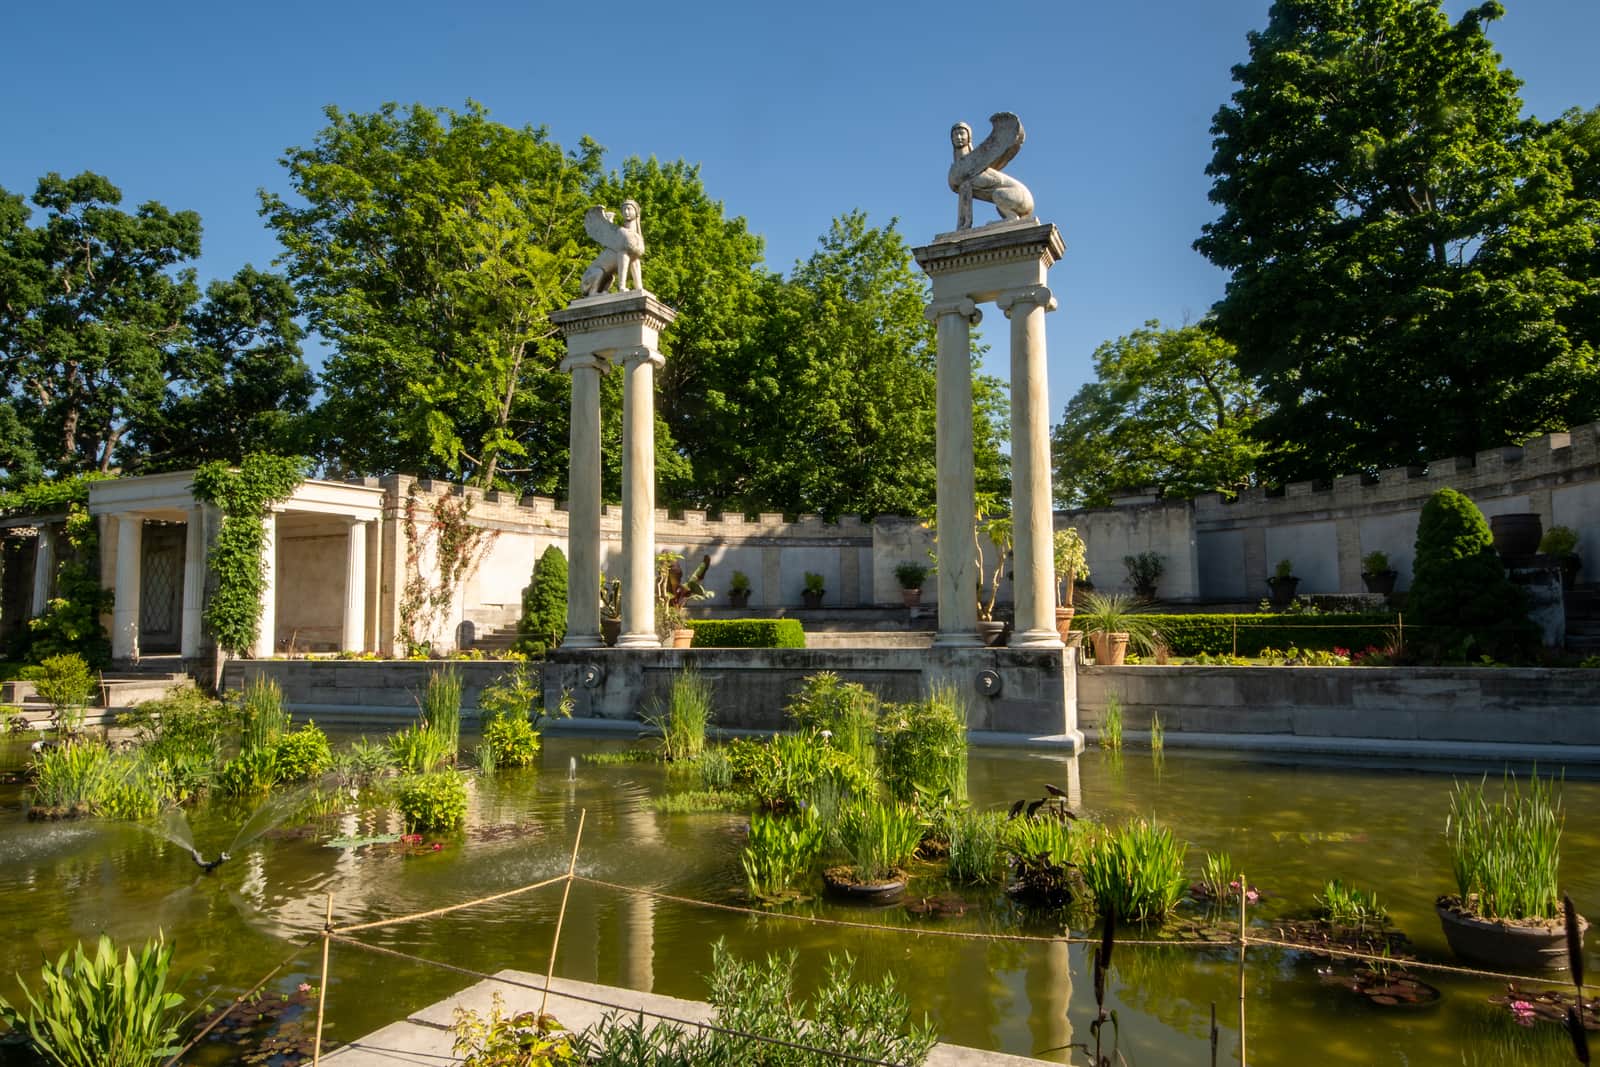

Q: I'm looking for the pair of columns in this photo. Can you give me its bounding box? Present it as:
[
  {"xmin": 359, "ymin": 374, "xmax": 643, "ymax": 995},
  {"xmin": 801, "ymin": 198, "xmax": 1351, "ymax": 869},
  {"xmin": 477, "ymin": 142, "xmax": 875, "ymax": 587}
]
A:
[
  {"xmin": 914, "ymin": 220, "xmax": 1066, "ymax": 649},
  {"xmin": 108, "ymin": 509, "xmax": 209, "ymax": 660},
  {"xmin": 251, "ymin": 513, "xmax": 373, "ymax": 658},
  {"xmin": 551, "ymin": 291, "xmax": 678, "ymax": 649}
]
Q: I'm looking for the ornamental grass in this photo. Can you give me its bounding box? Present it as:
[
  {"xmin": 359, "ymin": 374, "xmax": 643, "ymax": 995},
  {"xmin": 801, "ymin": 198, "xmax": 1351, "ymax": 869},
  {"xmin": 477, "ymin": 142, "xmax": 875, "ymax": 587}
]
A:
[{"xmin": 1446, "ymin": 772, "xmax": 1563, "ymax": 920}]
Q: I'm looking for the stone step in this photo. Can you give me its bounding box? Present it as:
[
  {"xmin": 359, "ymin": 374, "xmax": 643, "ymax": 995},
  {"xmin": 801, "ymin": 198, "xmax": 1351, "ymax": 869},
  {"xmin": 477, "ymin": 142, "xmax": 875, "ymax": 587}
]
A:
[{"xmin": 804, "ymin": 630, "xmax": 935, "ymax": 649}]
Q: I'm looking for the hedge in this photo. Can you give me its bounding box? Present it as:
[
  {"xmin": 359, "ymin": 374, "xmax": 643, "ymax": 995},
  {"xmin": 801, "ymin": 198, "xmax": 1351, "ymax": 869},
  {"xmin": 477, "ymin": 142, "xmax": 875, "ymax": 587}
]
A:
[
  {"xmin": 686, "ymin": 619, "xmax": 806, "ymax": 648},
  {"xmin": 1106, "ymin": 613, "xmax": 1399, "ymax": 657}
]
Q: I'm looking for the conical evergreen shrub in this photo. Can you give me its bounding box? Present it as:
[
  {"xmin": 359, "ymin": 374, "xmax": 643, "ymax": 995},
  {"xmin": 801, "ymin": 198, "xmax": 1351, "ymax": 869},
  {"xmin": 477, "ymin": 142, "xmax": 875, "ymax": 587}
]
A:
[
  {"xmin": 516, "ymin": 545, "xmax": 568, "ymax": 654},
  {"xmin": 1407, "ymin": 488, "xmax": 1537, "ymax": 661}
]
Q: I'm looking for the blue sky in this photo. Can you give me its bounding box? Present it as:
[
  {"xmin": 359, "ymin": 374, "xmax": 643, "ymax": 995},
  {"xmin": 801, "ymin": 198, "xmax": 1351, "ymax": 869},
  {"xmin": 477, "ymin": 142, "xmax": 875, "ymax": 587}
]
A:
[{"xmin": 4, "ymin": 0, "xmax": 1597, "ymax": 420}]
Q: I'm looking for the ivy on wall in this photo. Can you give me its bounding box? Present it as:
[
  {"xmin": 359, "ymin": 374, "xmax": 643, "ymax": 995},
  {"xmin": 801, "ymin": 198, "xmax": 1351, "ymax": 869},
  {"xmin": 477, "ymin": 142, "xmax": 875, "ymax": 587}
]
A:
[
  {"xmin": 192, "ymin": 454, "xmax": 307, "ymax": 657},
  {"xmin": 0, "ymin": 475, "xmax": 115, "ymax": 666},
  {"xmin": 399, "ymin": 483, "xmax": 496, "ymax": 656}
]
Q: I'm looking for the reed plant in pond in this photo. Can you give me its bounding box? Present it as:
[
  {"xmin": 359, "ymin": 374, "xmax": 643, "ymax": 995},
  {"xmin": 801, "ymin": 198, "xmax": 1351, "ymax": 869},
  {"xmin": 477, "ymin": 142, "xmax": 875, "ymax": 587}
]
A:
[
  {"xmin": 786, "ymin": 670, "xmax": 879, "ymax": 775},
  {"xmin": 420, "ymin": 667, "xmax": 463, "ymax": 760},
  {"xmin": 650, "ymin": 666, "xmax": 712, "ymax": 761},
  {"xmin": 29, "ymin": 740, "xmax": 117, "ymax": 814},
  {"xmin": 741, "ymin": 808, "xmax": 826, "ymax": 899},
  {"xmin": 877, "ymin": 682, "xmax": 968, "ymax": 803},
  {"xmin": 1101, "ymin": 694, "xmax": 1124, "ymax": 751},
  {"xmin": 1196, "ymin": 850, "xmax": 1238, "ymax": 903},
  {"xmin": 836, "ymin": 797, "xmax": 923, "ymax": 883},
  {"xmin": 1316, "ymin": 878, "xmax": 1389, "ymax": 928},
  {"xmin": 1082, "ymin": 819, "xmax": 1189, "ymax": 923},
  {"xmin": 1446, "ymin": 772, "xmax": 1564, "ymax": 920},
  {"xmin": 237, "ymin": 677, "xmax": 289, "ymax": 754},
  {"xmin": 947, "ymin": 809, "xmax": 1006, "ymax": 885}
]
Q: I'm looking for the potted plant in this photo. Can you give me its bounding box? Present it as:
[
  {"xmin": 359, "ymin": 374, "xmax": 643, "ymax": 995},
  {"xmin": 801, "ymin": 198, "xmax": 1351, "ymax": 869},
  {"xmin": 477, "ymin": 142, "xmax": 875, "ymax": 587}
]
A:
[
  {"xmin": 1123, "ymin": 551, "xmax": 1163, "ymax": 600},
  {"xmin": 977, "ymin": 515, "xmax": 1013, "ymax": 646},
  {"xmin": 1074, "ymin": 592, "xmax": 1162, "ymax": 666},
  {"xmin": 727, "ymin": 570, "xmax": 752, "ymax": 609},
  {"xmin": 1266, "ymin": 558, "xmax": 1299, "ymax": 608},
  {"xmin": 1539, "ymin": 525, "xmax": 1582, "ymax": 590},
  {"xmin": 599, "ymin": 575, "xmax": 622, "ymax": 646},
  {"xmin": 823, "ymin": 797, "xmax": 922, "ymax": 903},
  {"xmin": 893, "ymin": 561, "xmax": 929, "ymax": 608},
  {"xmin": 1437, "ymin": 772, "xmax": 1587, "ymax": 971},
  {"xmin": 1360, "ymin": 550, "xmax": 1398, "ymax": 597},
  {"xmin": 801, "ymin": 571, "xmax": 825, "ymax": 609},
  {"xmin": 1053, "ymin": 528, "xmax": 1089, "ymax": 642},
  {"xmin": 656, "ymin": 552, "xmax": 712, "ymax": 648}
]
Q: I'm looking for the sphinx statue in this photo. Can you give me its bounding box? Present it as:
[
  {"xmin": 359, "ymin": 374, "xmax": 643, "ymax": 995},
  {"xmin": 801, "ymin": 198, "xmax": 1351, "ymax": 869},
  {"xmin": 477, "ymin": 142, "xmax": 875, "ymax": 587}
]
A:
[
  {"xmin": 948, "ymin": 113, "xmax": 1035, "ymax": 230},
  {"xmin": 579, "ymin": 199, "xmax": 645, "ymax": 296}
]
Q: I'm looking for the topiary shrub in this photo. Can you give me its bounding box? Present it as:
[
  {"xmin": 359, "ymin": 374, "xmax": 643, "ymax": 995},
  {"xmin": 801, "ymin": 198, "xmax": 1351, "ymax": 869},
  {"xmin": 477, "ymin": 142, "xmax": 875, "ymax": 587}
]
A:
[
  {"xmin": 685, "ymin": 619, "xmax": 805, "ymax": 648},
  {"xmin": 516, "ymin": 545, "xmax": 568, "ymax": 655},
  {"xmin": 1407, "ymin": 488, "xmax": 1538, "ymax": 661}
]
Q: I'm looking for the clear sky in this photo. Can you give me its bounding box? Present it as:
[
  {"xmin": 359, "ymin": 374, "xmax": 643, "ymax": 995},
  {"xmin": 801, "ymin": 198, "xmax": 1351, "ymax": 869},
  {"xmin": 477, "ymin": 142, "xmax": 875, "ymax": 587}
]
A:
[{"xmin": 4, "ymin": 0, "xmax": 1597, "ymax": 422}]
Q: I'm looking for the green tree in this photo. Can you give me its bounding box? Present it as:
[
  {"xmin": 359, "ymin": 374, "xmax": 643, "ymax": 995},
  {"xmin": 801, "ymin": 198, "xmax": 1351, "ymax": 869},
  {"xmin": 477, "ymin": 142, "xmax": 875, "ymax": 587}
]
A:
[
  {"xmin": 1052, "ymin": 320, "xmax": 1264, "ymax": 507},
  {"xmin": 517, "ymin": 544, "xmax": 569, "ymax": 654},
  {"xmin": 262, "ymin": 101, "xmax": 601, "ymax": 491},
  {"xmin": 1407, "ymin": 487, "xmax": 1536, "ymax": 661},
  {"xmin": 1196, "ymin": 0, "xmax": 1600, "ymax": 480}
]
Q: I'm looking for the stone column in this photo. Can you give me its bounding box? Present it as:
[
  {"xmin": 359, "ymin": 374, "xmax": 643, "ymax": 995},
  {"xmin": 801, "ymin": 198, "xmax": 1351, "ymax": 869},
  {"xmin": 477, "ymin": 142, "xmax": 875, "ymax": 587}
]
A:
[
  {"xmin": 998, "ymin": 285, "xmax": 1062, "ymax": 648},
  {"xmin": 343, "ymin": 519, "xmax": 369, "ymax": 652},
  {"xmin": 112, "ymin": 515, "xmax": 143, "ymax": 660},
  {"xmin": 926, "ymin": 298, "xmax": 983, "ymax": 647},
  {"xmin": 560, "ymin": 352, "xmax": 608, "ymax": 649},
  {"xmin": 252, "ymin": 512, "xmax": 277, "ymax": 659},
  {"xmin": 551, "ymin": 291, "xmax": 678, "ymax": 651},
  {"xmin": 617, "ymin": 345, "xmax": 666, "ymax": 648},
  {"xmin": 29, "ymin": 525, "xmax": 54, "ymax": 617},
  {"xmin": 180, "ymin": 506, "xmax": 206, "ymax": 658}
]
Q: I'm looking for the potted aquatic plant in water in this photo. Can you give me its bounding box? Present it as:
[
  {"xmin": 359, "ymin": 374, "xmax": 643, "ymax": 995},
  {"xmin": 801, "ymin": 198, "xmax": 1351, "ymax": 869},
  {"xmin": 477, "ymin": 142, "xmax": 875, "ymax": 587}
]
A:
[
  {"xmin": 893, "ymin": 561, "xmax": 929, "ymax": 608},
  {"xmin": 1075, "ymin": 592, "xmax": 1162, "ymax": 666},
  {"xmin": 1053, "ymin": 528, "xmax": 1089, "ymax": 643},
  {"xmin": 727, "ymin": 570, "xmax": 752, "ymax": 610},
  {"xmin": 1266, "ymin": 558, "xmax": 1299, "ymax": 608},
  {"xmin": 824, "ymin": 797, "xmax": 923, "ymax": 903},
  {"xmin": 1438, "ymin": 772, "xmax": 1587, "ymax": 971},
  {"xmin": 1360, "ymin": 551, "xmax": 1398, "ymax": 597}
]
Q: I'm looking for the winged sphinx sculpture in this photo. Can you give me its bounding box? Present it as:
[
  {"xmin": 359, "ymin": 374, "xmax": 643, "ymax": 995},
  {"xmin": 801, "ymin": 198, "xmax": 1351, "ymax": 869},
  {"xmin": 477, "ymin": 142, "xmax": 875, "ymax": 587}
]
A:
[
  {"xmin": 580, "ymin": 200, "xmax": 645, "ymax": 296},
  {"xmin": 948, "ymin": 112, "xmax": 1035, "ymax": 230}
]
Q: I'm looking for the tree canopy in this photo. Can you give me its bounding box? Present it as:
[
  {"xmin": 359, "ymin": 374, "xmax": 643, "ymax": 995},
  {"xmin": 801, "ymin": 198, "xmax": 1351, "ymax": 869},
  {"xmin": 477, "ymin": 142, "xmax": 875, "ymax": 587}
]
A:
[
  {"xmin": 1052, "ymin": 320, "xmax": 1263, "ymax": 507},
  {"xmin": 1196, "ymin": 0, "xmax": 1600, "ymax": 480}
]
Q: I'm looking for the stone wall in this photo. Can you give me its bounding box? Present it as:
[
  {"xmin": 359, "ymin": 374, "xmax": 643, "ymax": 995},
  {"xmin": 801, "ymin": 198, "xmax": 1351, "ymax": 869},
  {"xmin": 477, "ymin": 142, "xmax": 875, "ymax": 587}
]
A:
[
  {"xmin": 224, "ymin": 659, "xmax": 528, "ymax": 719},
  {"xmin": 1077, "ymin": 665, "xmax": 1600, "ymax": 747}
]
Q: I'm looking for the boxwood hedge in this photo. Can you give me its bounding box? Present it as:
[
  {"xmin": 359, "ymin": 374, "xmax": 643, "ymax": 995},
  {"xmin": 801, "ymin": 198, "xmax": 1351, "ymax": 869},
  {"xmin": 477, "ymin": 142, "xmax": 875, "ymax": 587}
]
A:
[
  {"xmin": 686, "ymin": 619, "xmax": 806, "ymax": 648},
  {"xmin": 1122, "ymin": 613, "xmax": 1398, "ymax": 657}
]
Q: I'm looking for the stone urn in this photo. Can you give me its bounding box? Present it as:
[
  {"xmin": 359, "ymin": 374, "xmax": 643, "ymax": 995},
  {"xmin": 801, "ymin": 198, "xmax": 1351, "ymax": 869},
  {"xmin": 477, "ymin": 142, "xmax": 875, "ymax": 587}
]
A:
[
  {"xmin": 727, "ymin": 588, "xmax": 751, "ymax": 610},
  {"xmin": 1436, "ymin": 897, "xmax": 1587, "ymax": 972},
  {"xmin": 1490, "ymin": 513, "xmax": 1543, "ymax": 559},
  {"xmin": 1361, "ymin": 570, "xmax": 1398, "ymax": 597},
  {"xmin": 600, "ymin": 618, "xmax": 621, "ymax": 647},
  {"xmin": 671, "ymin": 627, "xmax": 694, "ymax": 649},
  {"xmin": 1090, "ymin": 632, "xmax": 1129, "ymax": 665},
  {"xmin": 1054, "ymin": 606, "xmax": 1075, "ymax": 643},
  {"xmin": 977, "ymin": 619, "xmax": 1007, "ymax": 647},
  {"xmin": 1266, "ymin": 575, "xmax": 1300, "ymax": 608}
]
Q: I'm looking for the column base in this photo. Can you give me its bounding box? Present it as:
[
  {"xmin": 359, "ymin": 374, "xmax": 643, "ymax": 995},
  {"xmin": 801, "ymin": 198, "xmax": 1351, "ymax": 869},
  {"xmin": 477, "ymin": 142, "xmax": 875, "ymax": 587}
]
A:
[
  {"xmin": 1009, "ymin": 629, "xmax": 1065, "ymax": 650},
  {"xmin": 563, "ymin": 633, "xmax": 606, "ymax": 650},
  {"xmin": 616, "ymin": 632, "xmax": 662, "ymax": 649},
  {"xmin": 932, "ymin": 632, "xmax": 986, "ymax": 649}
]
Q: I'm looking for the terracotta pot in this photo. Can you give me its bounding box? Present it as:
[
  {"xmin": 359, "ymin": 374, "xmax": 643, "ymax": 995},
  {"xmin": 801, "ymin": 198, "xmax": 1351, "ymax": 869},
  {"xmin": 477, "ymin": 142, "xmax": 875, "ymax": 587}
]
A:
[
  {"xmin": 900, "ymin": 587, "xmax": 923, "ymax": 608},
  {"xmin": 977, "ymin": 619, "xmax": 1007, "ymax": 647},
  {"xmin": 823, "ymin": 866, "xmax": 907, "ymax": 904},
  {"xmin": 1490, "ymin": 513, "xmax": 1543, "ymax": 558},
  {"xmin": 671, "ymin": 627, "xmax": 694, "ymax": 649},
  {"xmin": 1090, "ymin": 632, "xmax": 1129, "ymax": 665},
  {"xmin": 1054, "ymin": 606, "xmax": 1075, "ymax": 643},
  {"xmin": 600, "ymin": 618, "xmax": 621, "ymax": 647},
  {"xmin": 1361, "ymin": 570, "xmax": 1398, "ymax": 597},
  {"xmin": 1436, "ymin": 897, "xmax": 1587, "ymax": 972}
]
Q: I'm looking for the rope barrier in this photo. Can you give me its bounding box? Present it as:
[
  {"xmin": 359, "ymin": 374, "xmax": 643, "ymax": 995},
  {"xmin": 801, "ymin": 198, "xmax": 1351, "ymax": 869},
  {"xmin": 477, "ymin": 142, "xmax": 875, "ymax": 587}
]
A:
[{"xmin": 330, "ymin": 872, "xmax": 570, "ymax": 934}]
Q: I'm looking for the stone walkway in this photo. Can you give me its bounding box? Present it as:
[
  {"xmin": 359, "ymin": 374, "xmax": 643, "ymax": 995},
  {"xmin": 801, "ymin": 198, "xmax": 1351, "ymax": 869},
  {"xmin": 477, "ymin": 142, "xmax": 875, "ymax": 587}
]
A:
[{"xmin": 322, "ymin": 971, "xmax": 1050, "ymax": 1066}]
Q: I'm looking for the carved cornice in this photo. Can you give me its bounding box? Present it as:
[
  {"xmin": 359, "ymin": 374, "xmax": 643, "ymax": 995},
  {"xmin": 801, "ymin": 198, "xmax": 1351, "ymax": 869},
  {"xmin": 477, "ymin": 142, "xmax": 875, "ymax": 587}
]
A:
[
  {"xmin": 550, "ymin": 290, "xmax": 678, "ymax": 335},
  {"xmin": 559, "ymin": 352, "xmax": 611, "ymax": 374},
  {"xmin": 912, "ymin": 220, "xmax": 1064, "ymax": 277}
]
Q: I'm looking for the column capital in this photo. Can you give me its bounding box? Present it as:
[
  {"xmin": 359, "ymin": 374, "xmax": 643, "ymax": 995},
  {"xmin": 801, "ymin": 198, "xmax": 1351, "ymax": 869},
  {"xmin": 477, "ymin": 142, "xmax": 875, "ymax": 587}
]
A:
[
  {"xmin": 925, "ymin": 298, "xmax": 983, "ymax": 326},
  {"xmin": 997, "ymin": 285, "xmax": 1057, "ymax": 317},
  {"xmin": 615, "ymin": 345, "xmax": 665, "ymax": 369},
  {"xmin": 560, "ymin": 351, "xmax": 611, "ymax": 374}
]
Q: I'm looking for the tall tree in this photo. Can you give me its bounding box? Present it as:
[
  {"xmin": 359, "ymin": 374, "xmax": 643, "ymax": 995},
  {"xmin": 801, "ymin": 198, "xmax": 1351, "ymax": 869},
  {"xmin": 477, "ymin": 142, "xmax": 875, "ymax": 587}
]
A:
[
  {"xmin": 262, "ymin": 102, "xmax": 601, "ymax": 491},
  {"xmin": 1052, "ymin": 320, "xmax": 1263, "ymax": 508},
  {"xmin": 1196, "ymin": 0, "xmax": 1600, "ymax": 480}
]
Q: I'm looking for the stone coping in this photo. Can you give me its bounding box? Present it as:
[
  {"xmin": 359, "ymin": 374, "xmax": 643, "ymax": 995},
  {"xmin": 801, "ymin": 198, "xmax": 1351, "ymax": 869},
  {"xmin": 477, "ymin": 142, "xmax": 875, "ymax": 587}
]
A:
[{"xmin": 322, "ymin": 972, "xmax": 1049, "ymax": 1066}]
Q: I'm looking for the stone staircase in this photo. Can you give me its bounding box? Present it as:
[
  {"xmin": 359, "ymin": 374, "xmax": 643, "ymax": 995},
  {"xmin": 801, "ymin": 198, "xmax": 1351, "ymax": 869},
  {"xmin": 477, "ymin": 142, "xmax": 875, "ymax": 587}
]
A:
[
  {"xmin": 1566, "ymin": 584, "xmax": 1600, "ymax": 656},
  {"xmin": 2, "ymin": 656, "xmax": 194, "ymax": 729}
]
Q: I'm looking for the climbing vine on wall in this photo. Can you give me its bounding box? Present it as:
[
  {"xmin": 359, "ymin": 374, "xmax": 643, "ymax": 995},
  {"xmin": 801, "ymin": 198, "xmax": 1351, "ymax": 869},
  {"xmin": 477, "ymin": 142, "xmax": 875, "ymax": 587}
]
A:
[
  {"xmin": 0, "ymin": 475, "xmax": 115, "ymax": 666},
  {"xmin": 192, "ymin": 454, "xmax": 307, "ymax": 657},
  {"xmin": 399, "ymin": 482, "xmax": 496, "ymax": 655}
]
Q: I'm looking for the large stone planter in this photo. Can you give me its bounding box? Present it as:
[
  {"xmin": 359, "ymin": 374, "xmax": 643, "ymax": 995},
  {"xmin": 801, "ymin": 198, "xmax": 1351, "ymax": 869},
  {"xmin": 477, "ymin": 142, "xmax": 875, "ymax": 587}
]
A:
[
  {"xmin": 1490, "ymin": 513, "xmax": 1543, "ymax": 559},
  {"xmin": 1266, "ymin": 576, "xmax": 1300, "ymax": 608},
  {"xmin": 900, "ymin": 587, "xmax": 923, "ymax": 608},
  {"xmin": 1361, "ymin": 570, "xmax": 1398, "ymax": 597},
  {"xmin": 1436, "ymin": 897, "xmax": 1587, "ymax": 972},
  {"xmin": 727, "ymin": 589, "xmax": 751, "ymax": 610},
  {"xmin": 801, "ymin": 590, "xmax": 824, "ymax": 609},
  {"xmin": 1090, "ymin": 632, "xmax": 1129, "ymax": 665}
]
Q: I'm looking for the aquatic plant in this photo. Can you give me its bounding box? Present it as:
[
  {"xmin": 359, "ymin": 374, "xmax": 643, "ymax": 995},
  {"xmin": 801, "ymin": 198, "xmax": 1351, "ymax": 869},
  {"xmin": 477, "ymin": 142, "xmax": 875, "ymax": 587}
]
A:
[
  {"xmin": 1101, "ymin": 693, "xmax": 1124, "ymax": 751},
  {"xmin": 396, "ymin": 770, "xmax": 468, "ymax": 832},
  {"xmin": 698, "ymin": 746, "xmax": 734, "ymax": 790},
  {"xmin": 119, "ymin": 685, "xmax": 233, "ymax": 771},
  {"xmin": 1195, "ymin": 851, "xmax": 1238, "ymax": 903},
  {"xmin": 420, "ymin": 667, "xmax": 463, "ymax": 760},
  {"xmin": 1004, "ymin": 814, "xmax": 1092, "ymax": 905},
  {"xmin": 237, "ymin": 676, "xmax": 290, "ymax": 755},
  {"xmin": 836, "ymin": 798, "xmax": 922, "ymax": 883},
  {"xmin": 651, "ymin": 790, "xmax": 753, "ymax": 814},
  {"xmin": 647, "ymin": 666, "xmax": 712, "ymax": 761},
  {"xmin": 1446, "ymin": 772, "xmax": 1564, "ymax": 920},
  {"xmin": 28, "ymin": 739, "xmax": 117, "ymax": 814},
  {"xmin": 451, "ymin": 991, "xmax": 578, "ymax": 1065},
  {"xmin": 482, "ymin": 714, "xmax": 541, "ymax": 769},
  {"xmin": 877, "ymin": 683, "xmax": 968, "ymax": 804},
  {"xmin": 271, "ymin": 723, "xmax": 332, "ymax": 781},
  {"xmin": 741, "ymin": 807, "xmax": 826, "ymax": 899},
  {"xmin": 216, "ymin": 747, "xmax": 279, "ymax": 797},
  {"xmin": 727, "ymin": 733, "xmax": 872, "ymax": 813},
  {"xmin": 330, "ymin": 736, "xmax": 397, "ymax": 790},
  {"xmin": 1149, "ymin": 711, "xmax": 1164, "ymax": 752},
  {"xmin": 0, "ymin": 933, "xmax": 189, "ymax": 1067},
  {"xmin": 1316, "ymin": 878, "xmax": 1389, "ymax": 928},
  {"xmin": 786, "ymin": 670, "xmax": 879, "ymax": 774},
  {"xmin": 947, "ymin": 809, "xmax": 1006, "ymax": 885},
  {"xmin": 1082, "ymin": 819, "xmax": 1189, "ymax": 924}
]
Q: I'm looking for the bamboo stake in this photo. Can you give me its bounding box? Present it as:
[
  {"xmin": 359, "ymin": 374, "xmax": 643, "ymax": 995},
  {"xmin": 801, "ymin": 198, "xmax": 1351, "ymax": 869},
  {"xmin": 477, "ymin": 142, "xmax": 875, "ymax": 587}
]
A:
[
  {"xmin": 1238, "ymin": 874, "xmax": 1247, "ymax": 1067},
  {"xmin": 312, "ymin": 892, "xmax": 334, "ymax": 1065},
  {"xmin": 540, "ymin": 807, "xmax": 587, "ymax": 1018}
]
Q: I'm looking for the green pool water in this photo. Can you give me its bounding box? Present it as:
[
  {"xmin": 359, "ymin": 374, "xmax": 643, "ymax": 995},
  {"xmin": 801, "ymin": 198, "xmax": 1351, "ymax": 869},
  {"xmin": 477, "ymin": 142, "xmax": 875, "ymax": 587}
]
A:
[{"xmin": 1, "ymin": 735, "xmax": 1595, "ymax": 1065}]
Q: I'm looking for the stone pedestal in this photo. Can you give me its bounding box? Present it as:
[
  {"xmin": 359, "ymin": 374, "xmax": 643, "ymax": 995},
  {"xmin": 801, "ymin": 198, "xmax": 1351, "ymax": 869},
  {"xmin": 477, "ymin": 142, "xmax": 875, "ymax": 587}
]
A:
[
  {"xmin": 914, "ymin": 219, "xmax": 1065, "ymax": 649},
  {"xmin": 551, "ymin": 292, "xmax": 677, "ymax": 650}
]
